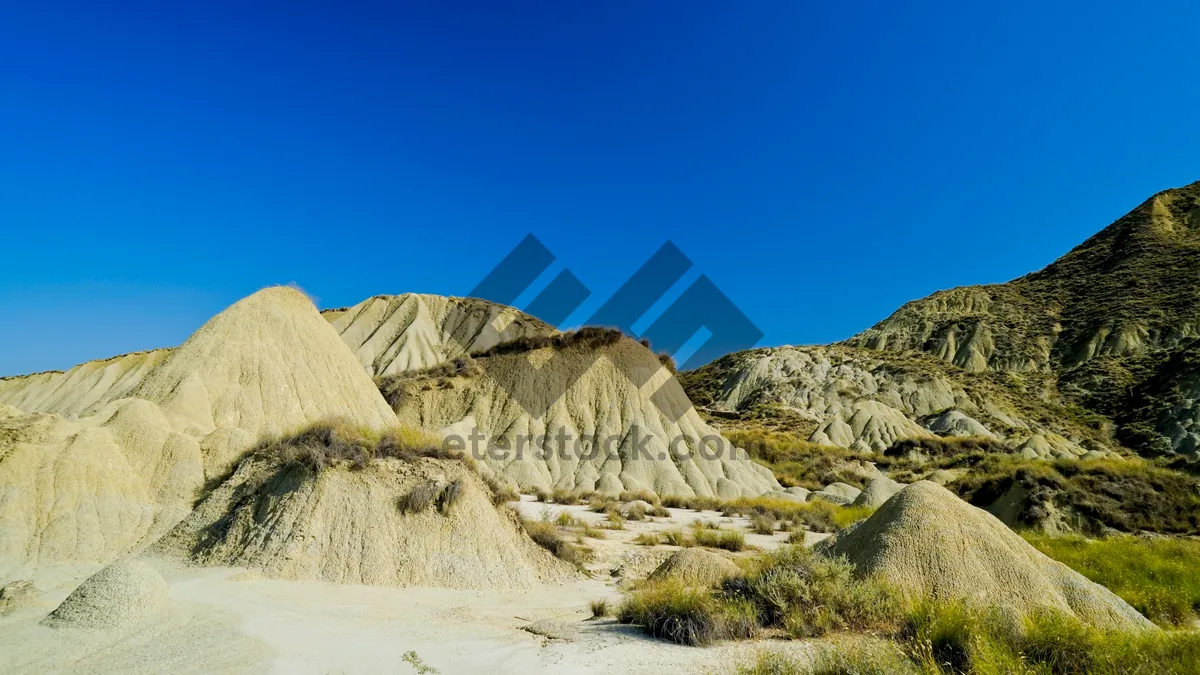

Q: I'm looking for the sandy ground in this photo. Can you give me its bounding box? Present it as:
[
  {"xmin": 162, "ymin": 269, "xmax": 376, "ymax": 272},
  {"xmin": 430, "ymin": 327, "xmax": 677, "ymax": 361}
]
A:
[{"xmin": 0, "ymin": 496, "xmax": 826, "ymax": 675}]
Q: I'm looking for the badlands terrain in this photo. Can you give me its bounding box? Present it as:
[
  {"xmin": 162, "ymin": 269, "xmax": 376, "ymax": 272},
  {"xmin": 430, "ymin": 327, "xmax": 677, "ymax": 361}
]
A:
[{"xmin": 0, "ymin": 181, "xmax": 1198, "ymax": 674}]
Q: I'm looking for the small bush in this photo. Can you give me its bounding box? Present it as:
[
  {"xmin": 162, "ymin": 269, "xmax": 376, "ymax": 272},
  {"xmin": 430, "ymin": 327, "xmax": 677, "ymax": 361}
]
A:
[
  {"xmin": 663, "ymin": 529, "xmax": 686, "ymax": 547},
  {"xmin": 694, "ymin": 529, "xmax": 745, "ymax": 552},
  {"xmin": 833, "ymin": 505, "xmax": 874, "ymax": 530},
  {"xmin": 436, "ymin": 480, "xmax": 463, "ymax": 514},
  {"xmin": 520, "ymin": 518, "xmax": 595, "ymax": 569},
  {"xmin": 633, "ymin": 532, "xmax": 662, "ymax": 546},
  {"xmin": 589, "ymin": 598, "xmax": 610, "ymax": 619},
  {"xmin": 605, "ymin": 511, "xmax": 626, "ymax": 530},
  {"xmin": 400, "ymin": 482, "xmax": 441, "ymax": 514},
  {"xmin": 648, "ymin": 505, "xmax": 671, "ymax": 518},
  {"xmin": 625, "ymin": 503, "xmax": 647, "ymax": 521},
  {"xmin": 580, "ymin": 523, "xmax": 608, "ymax": 539},
  {"xmin": 482, "ymin": 474, "xmax": 519, "ymax": 505},
  {"xmin": 750, "ymin": 513, "xmax": 778, "ymax": 535},
  {"xmin": 617, "ymin": 581, "xmax": 726, "ymax": 646}
]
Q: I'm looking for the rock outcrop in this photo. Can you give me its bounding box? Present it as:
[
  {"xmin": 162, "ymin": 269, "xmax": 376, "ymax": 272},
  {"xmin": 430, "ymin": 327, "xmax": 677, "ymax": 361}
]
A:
[
  {"xmin": 157, "ymin": 455, "xmax": 576, "ymax": 589},
  {"xmin": 391, "ymin": 336, "xmax": 780, "ymax": 498}
]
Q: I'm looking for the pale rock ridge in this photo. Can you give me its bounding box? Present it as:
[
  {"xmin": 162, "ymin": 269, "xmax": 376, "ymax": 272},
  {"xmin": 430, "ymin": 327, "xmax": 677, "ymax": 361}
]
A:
[
  {"xmin": 0, "ymin": 349, "xmax": 170, "ymax": 418},
  {"xmin": 395, "ymin": 338, "xmax": 779, "ymax": 498},
  {"xmin": 324, "ymin": 293, "xmax": 554, "ymax": 377},
  {"xmin": 688, "ymin": 345, "xmax": 1089, "ymax": 454}
]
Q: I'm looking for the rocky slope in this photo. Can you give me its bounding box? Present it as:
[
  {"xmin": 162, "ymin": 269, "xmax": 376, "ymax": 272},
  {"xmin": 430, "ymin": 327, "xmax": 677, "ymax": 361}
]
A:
[
  {"xmin": 684, "ymin": 180, "xmax": 1200, "ymax": 458},
  {"xmin": 388, "ymin": 334, "xmax": 781, "ymax": 498}
]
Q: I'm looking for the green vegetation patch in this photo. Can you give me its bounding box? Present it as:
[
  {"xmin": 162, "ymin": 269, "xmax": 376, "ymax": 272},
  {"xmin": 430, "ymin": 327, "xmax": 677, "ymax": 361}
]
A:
[{"xmin": 1025, "ymin": 534, "xmax": 1200, "ymax": 627}]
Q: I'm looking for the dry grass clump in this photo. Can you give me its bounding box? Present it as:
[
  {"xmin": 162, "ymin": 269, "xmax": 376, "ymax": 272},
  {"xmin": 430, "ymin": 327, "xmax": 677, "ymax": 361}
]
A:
[
  {"xmin": 376, "ymin": 356, "xmax": 482, "ymax": 407},
  {"xmin": 619, "ymin": 546, "xmax": 901, "ymax": 647},
  {"xmin": 724, "ymin": 428, "xmax": 874, "ymax": 490},
  {"xmin": 884, "ymin": 435, "xmax": 1008, "ymax": 459},
  {"xmin": 693, "ymin": 528, "xmax": 745, "ymax": 552},
  {"xmin": 749, "ymin": 513, "xmax": 778, "ymax": 535},
  {"xmin": 605, "ymin": 511, "xmax": 627, "ymax": 530},
  {"xmin": 624, "ymin": 503, "xmax": 648, "ymax": 521},
  {"xmin": 899, "ymin": 599, "xmax": 1200, "ymax": 675},
  {"xmin": 482, "ymin": 474, "xmax": 519, "ymax": 505},
  {"xmin": 633, "ymin": 532, "xmax": 662, "ymax": 546},
  {"xmin": 719, "ymin": 496, "xmax": 872, "ymax": 534},
  {"xmin": 399, "ymin": 480, "xmax": 464, "ymax": 516},
  {"xmin": 519, "ymin": 517, "xmax": 595, "ymax": 569},
  {"xmin": 589, "ymin": 599, "xmax": 611, "ymax": 618},
  {"xmin": 259, "ymin": 419, "xmax": 462, "ymax": 474},
  {"xmin": 647, "ymin": 504, "xmax": 671, "ymax": 518},
  {"xmin": 475, "ymin": 326, "xmax": 624, "ymax": 359},
  {"xmin": 663, "ymin": 529, "xmax": 687, "ymax": 547},
  {"xmin": 662, "ymin": 495, "xmax": 722, "ymax": 512}
]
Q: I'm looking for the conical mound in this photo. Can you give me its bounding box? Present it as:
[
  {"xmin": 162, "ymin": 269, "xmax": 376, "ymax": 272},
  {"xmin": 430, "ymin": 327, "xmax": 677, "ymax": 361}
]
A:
[
  {"xmin": 648, "ymin": 549, "xmax": 741, "ymax": 586},
  {"xmin": 132, "ymin": 286, "xmax": 397, "ymax": 438},
  {"xmin": 818, "ymin": 481, "xmax": 1155, "ymax": 631},
  {"xmin": 157, "ymin": 455, "xmax": 577, "ymax": 589},
  {"xmin": 391, "ymin": 335, "xmax": 779, "ymax": 498},
  {"xmin": 42, "ymin": 559, "xmax": 169, "ymax": 629}
]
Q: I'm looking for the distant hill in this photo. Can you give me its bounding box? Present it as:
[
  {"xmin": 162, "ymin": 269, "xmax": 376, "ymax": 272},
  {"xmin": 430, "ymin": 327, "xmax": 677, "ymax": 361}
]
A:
[{"xmin": 684, "ymin": 180, "xmax": 1200, "ymax": 457}]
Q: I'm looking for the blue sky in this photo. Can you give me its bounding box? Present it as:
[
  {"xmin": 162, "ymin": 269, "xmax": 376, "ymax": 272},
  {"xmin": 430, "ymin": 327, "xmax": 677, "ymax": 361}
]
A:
[{"xmin": 2, "ymin": 1, "xmax": 1198, "ymax": 375}]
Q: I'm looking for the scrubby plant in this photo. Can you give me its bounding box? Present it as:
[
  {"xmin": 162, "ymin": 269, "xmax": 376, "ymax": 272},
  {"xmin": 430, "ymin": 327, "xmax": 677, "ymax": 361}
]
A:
[
  {"xmin": 605, "ymin": 511, "xmax": 626, "ymax": 530},
  {"xmin": 474, "ymin": 326, "xmax": 625, "ymax": 359},
  {"xmin": 519, "ymin": 517, "xmax": 595, "ymax": 569},
  {"xmin": 401, "ymin": 650, "xmax": 440, "ymax": 674},
  {"xmin": 624, "ymin": 503, "xmax": 648, "ymax": 521},
  {"xmin": 482, "ymin": 474, "xmax": 519, "ymax": 505},
  {"xmin": 694, "ymin": 529, "xmax": 745, "ymax": 552},
  {"xmin": 399, "ymin": 482, "xmax": 441, "ymax": 514},
  {"xmin": 436, "ymin": 479, "xmax": 463, "ymax": 514},
  {"xmin": 663, "ymin": 529, "xmax": 687, "ymax": 547},
  {"xmin": 554, "ymin": 511, "xmax": 580, "ymax": 527},
  {"xmin": 617, "ymin": 580, "xmax": 727, "ymax": 646},
  {"xmin": 589, "ymin": 598, "xmax": 611, "ymax": 619},
  {"xmin": 647, "ymin": 504, "xmax": 671, "ymax": 518},
  {"xmin": 749, "ymin": 513, "xmax": 778, "ymax": 535},
  {"xmin": 951, "ymin": 455, "xmax": 1200, "ymax": 534},
  {"xmin": 632, "ymin": 532, "xmax": 662, "ymax": 546}
]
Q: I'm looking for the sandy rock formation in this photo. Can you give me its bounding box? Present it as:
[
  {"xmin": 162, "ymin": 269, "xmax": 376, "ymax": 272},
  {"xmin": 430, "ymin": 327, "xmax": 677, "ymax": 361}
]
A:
[
  {"xmin": 392, "ymin": 336, "xmax": 779, "ymax": 498},
  {"xmin": 0, "ymin": 287, "xmax": 400, "ymax": 580},
  {"xmin": 130, "ymin": 287, "xmax": 397, "ymax": 439},
  {"xmin": 157, "ymin": 456, "xmax": 576, "ymax": 589},
  {"xmin": 42, "ymin": 559, "xmax": 170, "ymax": 629},
  {"xmin": 851, "ymin": 476, "xmax": 906, "ymax": 508},
  {"xmin": 923, "ymin": 409, "xmax": 996, "ymax": 438},
  {"xmin": 818, "ymin": 482, "xmax": 1156, "ymax": 631},
  {"xmin": 323, "ymin": 293, "xmax": 554, "ymax": 376}
]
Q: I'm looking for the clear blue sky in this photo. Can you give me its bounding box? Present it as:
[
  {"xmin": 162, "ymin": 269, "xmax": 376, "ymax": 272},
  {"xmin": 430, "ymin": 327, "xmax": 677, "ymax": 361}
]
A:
[{"xmin": 2, "ymin": 1, "xmax": 1198, "ymax": 376}]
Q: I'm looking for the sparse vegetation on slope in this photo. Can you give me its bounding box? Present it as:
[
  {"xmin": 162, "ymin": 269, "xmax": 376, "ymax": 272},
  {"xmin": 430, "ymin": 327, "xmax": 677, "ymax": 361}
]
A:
[{"xmin": 949, "ymin": 454, "xmax": 1200, "ymax": 535}]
